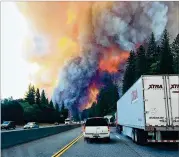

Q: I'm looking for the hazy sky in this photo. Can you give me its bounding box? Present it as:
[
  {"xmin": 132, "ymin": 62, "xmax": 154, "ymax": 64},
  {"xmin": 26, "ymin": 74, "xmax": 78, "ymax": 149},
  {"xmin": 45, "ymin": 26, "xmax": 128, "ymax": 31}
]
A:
[{"xmin": 1, "ymin": 2, "xmax": 39, "ymax": 99}]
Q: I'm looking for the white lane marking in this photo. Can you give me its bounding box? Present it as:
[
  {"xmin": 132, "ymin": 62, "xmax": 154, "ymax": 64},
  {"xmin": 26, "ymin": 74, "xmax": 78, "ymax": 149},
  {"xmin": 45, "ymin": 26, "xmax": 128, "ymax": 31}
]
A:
[{"xmin": 115, "ymin": 135, "xmax": 120, "ymax": 139}]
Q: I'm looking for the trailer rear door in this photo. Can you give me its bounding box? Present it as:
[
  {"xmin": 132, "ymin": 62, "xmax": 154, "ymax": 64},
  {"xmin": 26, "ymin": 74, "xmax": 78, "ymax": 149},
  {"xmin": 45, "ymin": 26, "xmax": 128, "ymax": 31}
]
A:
[
  {"xmin": 166, "ymin": 75, "xmax": 179, "ymax": 126},
  {"xmin": 143, "ymin": 76, "xmax": 168, "ymax": 127}
]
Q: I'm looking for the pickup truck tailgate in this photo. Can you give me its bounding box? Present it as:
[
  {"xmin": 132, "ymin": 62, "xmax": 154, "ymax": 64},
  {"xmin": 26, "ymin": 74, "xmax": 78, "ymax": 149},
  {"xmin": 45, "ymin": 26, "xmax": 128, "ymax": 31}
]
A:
[{"xmin": 85, "ymin": 126, "xmax": 109, "ymax": 134}]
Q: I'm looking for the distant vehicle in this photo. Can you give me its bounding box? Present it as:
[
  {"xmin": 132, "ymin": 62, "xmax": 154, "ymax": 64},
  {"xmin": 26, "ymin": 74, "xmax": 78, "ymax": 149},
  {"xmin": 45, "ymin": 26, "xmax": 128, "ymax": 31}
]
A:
[
  {"xmin": 104, "ymin": 115, "xmax": 115, "ymax": 126},
  {"xmin": 24, "ymin": 122, "xmax": 39, "ymax": 129},
  {"xmin": 1, "ymin": 121, "xmax": 16, "ymax": 130},
  {"xmin": 104, "ymin": 115, "xmax": 113, "ymax": 125},
  {"xmin": 54, "ymin": 122, "xmax": 59, "ymax": 125},
  {"xmin": 65, "ymin": 118, "xmax": 71, "ymax": 125},
  {"xmin": 83, "ymin": 117, "xmax": 110, "ymax": 142},
  {"xmin": 117, "ymin": 75, "xmax": 179, "ymax": 145},
  {"xmin": 72, "ymin": 120, "xmax": 76, "ymax": 124},
  {"xmin": 81, "ymin": 120, "xmax": 86, "ymax": 124}
]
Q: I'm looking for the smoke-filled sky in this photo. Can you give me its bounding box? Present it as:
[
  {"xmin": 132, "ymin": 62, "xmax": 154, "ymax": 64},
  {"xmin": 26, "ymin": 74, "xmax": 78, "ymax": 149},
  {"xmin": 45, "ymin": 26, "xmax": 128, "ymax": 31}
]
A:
[{"xmin": 1, "ymin": 1, "xmax": 179, "ymax": 113}]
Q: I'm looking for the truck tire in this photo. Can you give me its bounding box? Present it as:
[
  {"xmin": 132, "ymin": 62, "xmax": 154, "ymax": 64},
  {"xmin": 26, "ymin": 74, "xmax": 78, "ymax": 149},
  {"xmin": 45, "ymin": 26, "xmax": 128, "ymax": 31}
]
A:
[
  {"xmin": 132, "ymin": 129, "xmax": 136, "ymax": 143},
  {"xmin": 135, "ymin": 129, "xmax": 147, "ymax": 145},
  {"xmin": 118, "ymin": 125, "xmax": 122, "ymax": 134},
  {"xmin": 116, "ymin": 125, "xmax": 119, "ymax": 133}
]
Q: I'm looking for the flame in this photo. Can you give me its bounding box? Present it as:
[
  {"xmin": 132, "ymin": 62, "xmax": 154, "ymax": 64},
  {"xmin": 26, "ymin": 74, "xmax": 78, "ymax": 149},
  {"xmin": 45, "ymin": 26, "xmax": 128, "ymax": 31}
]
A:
[
  {"xmin": 80, "ymin": 84, "xmax": 99, "ymax": 111},
  {"xmin": 99, "ymin": 45, "xmax": 129, "ymax": 73}
]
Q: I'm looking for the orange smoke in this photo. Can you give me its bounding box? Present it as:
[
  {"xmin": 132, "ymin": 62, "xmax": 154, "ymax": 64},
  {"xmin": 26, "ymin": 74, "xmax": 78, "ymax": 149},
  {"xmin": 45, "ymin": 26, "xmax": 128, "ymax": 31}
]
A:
[
  {"xmin": 16, "ymin": 1, "xmax": 114, "ymax": 97},
  {"xmin": 99, "ymin": 45, "xmax": 129, "ymax": 73},
  {"xmin": 80, "ymin": 84, "xmax": 99, "ymax": 111}
]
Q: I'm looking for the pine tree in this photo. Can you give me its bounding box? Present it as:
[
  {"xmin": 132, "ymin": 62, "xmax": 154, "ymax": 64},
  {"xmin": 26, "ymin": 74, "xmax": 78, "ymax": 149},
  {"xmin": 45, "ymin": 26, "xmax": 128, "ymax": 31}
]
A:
[
  {"xmin": 40, "ymin": 90, "xmax": 47, "ymax": 105},
  {"xmin": 31, "ymin": 85, "xmax": 35, "ymax": 104},
  {"xmin": 25, "ymin": 84, "xmax": 35, "ymax": 105},
  {"xmin": 61, "ymin": 101, "xmax": 65, "ymax": 111},
  {"xmin": 25, "ymin": 84, "xmax": 31, "ymax": 103},
  {"xmin": 35, "ymin": 88, "xmax": 41, "ymax": 105},
  {"xmin": 149, "ymin": 46, "xmax": 161, "ymax": 74},
  {"xmin": 49, "ymin": 100, "xmax": 54, "ymax": 109},
  {"xmin": 60, "ymin": 102, "xmax": 68, "ymax": 119},
  {"xmin": 122, "ymin": 51, "xmax": 136, "ymax": 94},
  {"xmin": 154, "ymin": 45, "xmax": 161, "ymax": 74},
  {"xmin": 46, "ymin": 98, "xmax": 49, "ymax": 105},
  {"xmin": 136, "ymin": 45, "xmax": 147, "ymax": 79},
  {"xmin": 146, "ymin": 32, "xmax": 157, "ymax": 74},
  {"xmin": 172, "ymin": 34, "xmax": 179, "ymax": 74},
  {"xmin": 55, "ymin": 103, "xmax": 59, "ymax": 112},
  {"xmin": 159, "ymin": 29, "xmax": 174, "ymax": 74},
  {"xmin": 147, "ymin": 32, "xmax": 157, "ymax": 59}
]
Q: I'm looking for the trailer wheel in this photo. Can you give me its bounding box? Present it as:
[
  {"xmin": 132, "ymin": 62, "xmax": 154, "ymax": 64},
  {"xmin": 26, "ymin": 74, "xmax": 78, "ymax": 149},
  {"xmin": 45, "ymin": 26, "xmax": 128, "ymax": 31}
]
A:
[
  {"xmin": 116, "ymin": 125, "xmax": 120, "ymax": 134},
  {"xmin": 135, "ymin": 129, "xmax": 147, "ymax": 145},
  {"xmin": 132, "ymin": 129, "xmax": 135, "ymax": 142},
  {"xmin": 118, "ymin": 125, "xmax": 122, "ymax": 134}
]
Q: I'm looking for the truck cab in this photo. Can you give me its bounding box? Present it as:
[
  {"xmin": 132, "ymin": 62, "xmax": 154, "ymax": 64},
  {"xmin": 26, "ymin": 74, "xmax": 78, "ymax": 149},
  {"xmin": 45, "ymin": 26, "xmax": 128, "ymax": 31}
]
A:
[{"xmin": 65, "ymin": 118, "xmax": 71, "ymax": 125}]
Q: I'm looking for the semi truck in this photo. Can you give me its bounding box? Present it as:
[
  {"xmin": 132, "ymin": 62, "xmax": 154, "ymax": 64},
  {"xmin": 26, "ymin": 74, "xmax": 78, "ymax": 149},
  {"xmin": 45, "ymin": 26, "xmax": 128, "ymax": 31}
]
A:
[
  {"xmin": 104, "ymin": 115, "xmax": 113, "ymax": 124},
  {"xmin": 116, "ymin": 75, "xmax": 179, "ymax": 145},
  {"xmin": 104, "ymin": 115, "xmax": 115, "ymax": 126},
  {"xmin": 65, "ymin": 118, "xmax": 71, "ymax": 125}
]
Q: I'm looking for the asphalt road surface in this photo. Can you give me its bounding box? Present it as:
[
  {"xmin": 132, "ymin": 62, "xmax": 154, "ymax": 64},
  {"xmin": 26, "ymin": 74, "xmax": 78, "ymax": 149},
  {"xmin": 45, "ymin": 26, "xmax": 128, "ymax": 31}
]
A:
[{"xmin": 2, "ymin": 127, "xmax": 179, "ymax": 157}]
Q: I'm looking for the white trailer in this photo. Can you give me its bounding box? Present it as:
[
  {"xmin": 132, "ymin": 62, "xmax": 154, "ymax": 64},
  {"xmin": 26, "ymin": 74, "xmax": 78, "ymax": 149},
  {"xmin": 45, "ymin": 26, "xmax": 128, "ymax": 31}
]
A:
[{"xmin": 116, "ymin": 75, "xmax": 179, "ymax": 145}]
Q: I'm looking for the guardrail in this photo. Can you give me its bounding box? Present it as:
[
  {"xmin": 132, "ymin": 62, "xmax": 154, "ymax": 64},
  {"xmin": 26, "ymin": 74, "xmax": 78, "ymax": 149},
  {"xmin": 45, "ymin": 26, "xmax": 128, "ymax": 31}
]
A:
[{"xmin": 1, "ymin": 124, "xmax": 81, "ymax": 149}]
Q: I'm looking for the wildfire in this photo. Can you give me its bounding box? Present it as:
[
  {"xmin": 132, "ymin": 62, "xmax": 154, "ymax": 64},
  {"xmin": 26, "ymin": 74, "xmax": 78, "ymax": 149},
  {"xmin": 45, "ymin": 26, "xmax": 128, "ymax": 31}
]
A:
[
  {"xmin": 99, "ymin": 45, "xmax": 129, "ymax": 73},
  {"xmin": 81, "ymin": 84, "xmax": 99, "ymax": 111},
  {"xmin": 16, "ymin": 2, "xmax": 120, "ymax": 97},
  {"xmin": 13, "ymin": 1, "xmax": 179, "ymax": 113}
]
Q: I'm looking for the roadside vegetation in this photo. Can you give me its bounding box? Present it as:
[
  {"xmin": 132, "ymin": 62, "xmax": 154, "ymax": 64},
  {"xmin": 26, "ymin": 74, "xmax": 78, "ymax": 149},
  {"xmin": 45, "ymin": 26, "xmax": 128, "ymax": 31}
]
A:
[{"xmin": 1, "ymin": 85, "xmax": 68, "ymax": 124}]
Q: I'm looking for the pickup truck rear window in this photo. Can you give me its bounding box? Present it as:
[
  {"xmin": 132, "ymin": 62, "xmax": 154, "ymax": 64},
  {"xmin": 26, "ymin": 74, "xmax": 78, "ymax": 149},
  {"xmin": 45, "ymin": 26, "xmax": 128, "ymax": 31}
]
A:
[{"xmin": 85, "ymin": 118, "xmax": 108, "ymax": 126}]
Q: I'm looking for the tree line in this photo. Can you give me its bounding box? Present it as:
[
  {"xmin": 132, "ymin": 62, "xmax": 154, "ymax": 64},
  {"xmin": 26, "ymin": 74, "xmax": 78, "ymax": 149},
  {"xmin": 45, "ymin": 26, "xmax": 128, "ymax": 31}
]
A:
[
  {"xmin": 1, "ymin": 84, "xmax": 68, "ymax": 124},
  {"xmin": 122, "ymin": 30, "xmax": 179, "ymax": 94}
]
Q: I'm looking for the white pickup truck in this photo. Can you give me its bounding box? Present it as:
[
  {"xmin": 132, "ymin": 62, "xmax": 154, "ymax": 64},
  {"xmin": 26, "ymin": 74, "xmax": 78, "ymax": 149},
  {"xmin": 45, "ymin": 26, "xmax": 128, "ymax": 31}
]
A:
[
  {"xmin": 83, "ymin": 117, "xmax": 110, "ymax": 142},
  {"xmin": 116, "ymin": 75, "xmax": 179, "ymax": 145}
]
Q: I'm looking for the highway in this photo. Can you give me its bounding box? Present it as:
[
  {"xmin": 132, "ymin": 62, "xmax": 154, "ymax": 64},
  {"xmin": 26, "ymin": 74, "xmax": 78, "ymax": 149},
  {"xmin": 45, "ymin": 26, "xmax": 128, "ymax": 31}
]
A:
[
  {"xmin": 2, "ymin": 127, "xmax": 179, "ymax": 157},
  {"xmin": 1, "ymin": 124, "xmax": 65, "ymax": 132}
]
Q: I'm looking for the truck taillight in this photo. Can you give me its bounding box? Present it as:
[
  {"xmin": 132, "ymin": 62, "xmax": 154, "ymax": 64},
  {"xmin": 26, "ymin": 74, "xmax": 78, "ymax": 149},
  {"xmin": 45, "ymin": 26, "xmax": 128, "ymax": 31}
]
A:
[{"xmin": 108, "ymin": 126, "xmax": 110, "ymax": 132}]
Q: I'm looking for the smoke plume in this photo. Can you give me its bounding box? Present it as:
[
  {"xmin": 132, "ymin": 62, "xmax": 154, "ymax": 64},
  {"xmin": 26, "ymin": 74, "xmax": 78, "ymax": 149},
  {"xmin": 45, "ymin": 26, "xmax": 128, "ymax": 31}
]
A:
[{"xmin": 17, "ymin": 1, "xmax": 179, "ymax": 114}]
